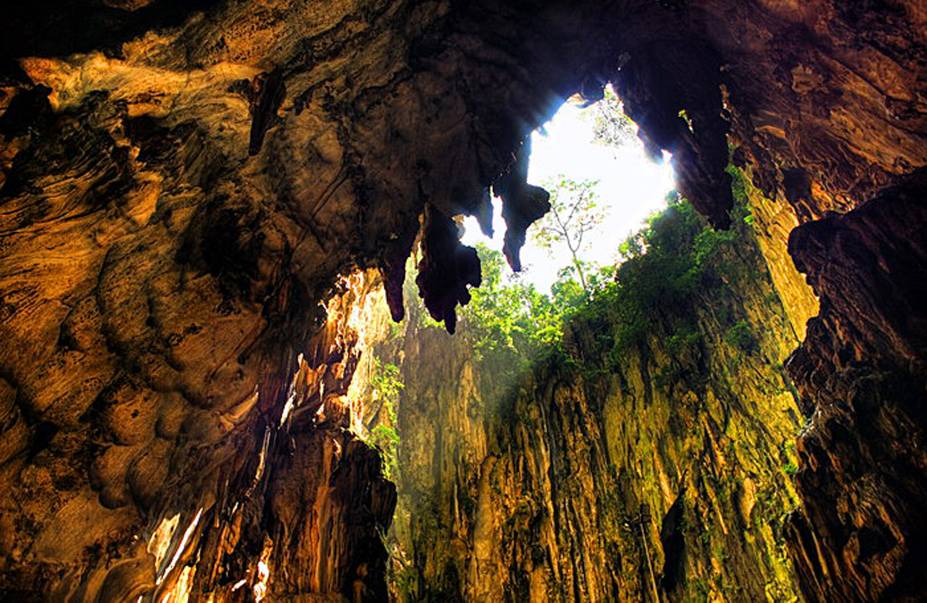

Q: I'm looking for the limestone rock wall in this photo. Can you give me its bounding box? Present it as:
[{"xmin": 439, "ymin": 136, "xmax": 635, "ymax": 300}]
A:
[
  {"xmin": 732, "ymin": 167, "xmax": 818, "ymax": 340},
  {"xmin": 0, "ymin": 1, "xmax": 603, "ymax": 597},
  {"xmin": 0, "ymin": 265, "xmax": 396, "ymax": 601},
  {"xmin": 784, "ymin": 171, "xmax": 927, "ymax": 602},
  {"xmin": 0, "ymin": 0, "xmax": 925, "ymax": 600},
  {"xmin": 371, "ymin": 216, "xmax": 805, "ymax": 601}
]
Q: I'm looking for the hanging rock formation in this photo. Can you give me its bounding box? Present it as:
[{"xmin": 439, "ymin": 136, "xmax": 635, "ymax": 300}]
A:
[{"xmin": 0, "ymin": 0, "xmax": 925, "ymax": 600}]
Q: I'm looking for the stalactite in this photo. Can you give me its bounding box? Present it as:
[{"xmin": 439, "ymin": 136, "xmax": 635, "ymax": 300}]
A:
[{"xmin": 0, "ymin": 0, "xmax": 925, "ymax": 600}]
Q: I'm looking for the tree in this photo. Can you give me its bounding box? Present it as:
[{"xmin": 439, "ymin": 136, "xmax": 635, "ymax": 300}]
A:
[
  {"xmin": 532, "ymin": 176, "xmax": 605, "ymax": 292},
  {"xmin": 463, "ymin": 244, "xmax": 562, "ymax": 359}
]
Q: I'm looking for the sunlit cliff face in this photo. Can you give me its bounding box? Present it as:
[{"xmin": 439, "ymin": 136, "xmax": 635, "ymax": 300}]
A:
[
  {"xmin": 0, "ymin": 1, "xmax": 926, "ymax": 601},
  {"xmin": 355, "ymin": 194, "xmax": 811, "ymax": 601}
]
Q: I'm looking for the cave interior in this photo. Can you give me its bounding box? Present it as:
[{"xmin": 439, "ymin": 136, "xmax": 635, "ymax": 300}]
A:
[{"xmin": 0, "ymin": 0, "xmax": 926, "ymax": 601}]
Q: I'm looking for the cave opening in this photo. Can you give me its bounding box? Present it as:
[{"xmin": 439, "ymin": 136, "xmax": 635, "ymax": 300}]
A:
[
  {"xmin": 2, "ymin": 1, "xmax": 926, "ymax": 602},
  {"xmin": 339, "ymin": 86, "xmax": 809, "ymax": 601},
  {"xmin": 460, "ymin": 88, "xmax": 674, "ymax": 292}
]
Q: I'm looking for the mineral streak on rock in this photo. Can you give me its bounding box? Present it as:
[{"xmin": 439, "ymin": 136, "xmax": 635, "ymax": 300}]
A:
[{"xmin": 0, "ymin": 0, "xmax": 925, "ymax": 600}]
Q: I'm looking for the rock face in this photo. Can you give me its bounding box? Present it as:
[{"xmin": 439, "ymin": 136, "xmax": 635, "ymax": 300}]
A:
[
  {"xmin": 0, "ymin": 264, "xmax": 396, "ymax": 601},
  {"xmin": 784, "ymin": 171, "xmax": 927, "ymax": 602},
  {"xmin": 365, "ymin": 206, "xmax": 805, "ymax": 601},
  {"xmin": 0, "ymin": 0, "xmax": 925, "ymax": 600}
]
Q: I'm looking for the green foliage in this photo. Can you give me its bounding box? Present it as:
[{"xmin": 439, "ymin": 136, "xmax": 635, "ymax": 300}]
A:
[
  {"xmin": 370, "ymin": 424, "xmax": 401, "ymax": 480},
  {"xmin": 458, "ymin": 193, "xmax": 750, "ymax": 385},
  {"xmin": 366, "ymin": 357, "xmax": 403, "ymax": 480},
  {"xmin": 531, "ymin": 177, "xmax": 604, "ymax": 250},
  {"xmin": 618, "ymin": 236, "xmax": 643, "ymax": 260},
  {"xmin": 583, "ymin": 198, "xmax": 723, "ymax": 356},
  {"xmin": 781, "ymin": 442, "xmax": 799, "ymax": 477},
  {"xmin": 532, "ymin": 176, "xmax": 605, "ymax": 291},
  {"xmin": 724, "ymin": 320, "xmax": 758, "ymax": 354},
  {"xmin": 589, "ymin": 86, "xmax": 638, "ymax": 149},
  {"xmin": 388, "ymin": 320, "xmax": 405, "ymax": 339},
  {"xmin": 371, "ymin": 357, "xmax": 403, "ymax": 410},
  {"xmin": 726, "ymin": 164, "xmax": 757, "ymax": 226},
  {"xmin": 726, "ymin": 163, "xmax": 749, "ymax": 206},
  {"xmin": 409, "ymin": 164, "xmax": 766, "ymax": 398},
  {"xmin": 693, "ymin": 226, "xmax": 736, "ymax": 268},
  {"xmin": 666, "ymin": 329, "xmax": 702, "ymax": 356},
  {"xmin": 460, "ymin": 245, "xmax": 564, "ymax": 367}
]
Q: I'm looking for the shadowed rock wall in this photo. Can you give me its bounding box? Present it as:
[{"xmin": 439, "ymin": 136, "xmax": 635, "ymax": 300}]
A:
[{"xmin": 785, "ymin": 171, "xmax": 927, "ymax": 602}]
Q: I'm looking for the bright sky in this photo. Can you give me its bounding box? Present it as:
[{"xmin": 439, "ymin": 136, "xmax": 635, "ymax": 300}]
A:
[{"xmin": 461, "ymin": 100, "xmax": 675, "ymax": 292}]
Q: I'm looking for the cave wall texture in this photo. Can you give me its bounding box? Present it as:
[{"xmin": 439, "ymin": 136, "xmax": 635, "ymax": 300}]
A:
[
  {"xmin": 360, "ymin": 210, "xmax": 808, "ymax": 602},
  {"xmin": 0, "ymin": 0, "xmax": 925, "ymax": 601}
]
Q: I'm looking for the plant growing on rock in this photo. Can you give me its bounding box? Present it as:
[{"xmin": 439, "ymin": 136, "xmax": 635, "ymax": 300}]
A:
[
  {"xmin": 589, "ymin": 86, "xmax": 638, "ymax": 150},
  {"xmin": 366, "ymin": 356, "xmax": 403, "ymax": 480}
]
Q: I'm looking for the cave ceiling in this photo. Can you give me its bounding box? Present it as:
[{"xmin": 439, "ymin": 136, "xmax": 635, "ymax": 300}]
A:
[{"xmin": 0, "ymin": 0, "xmax": 925, "ymax": 601}]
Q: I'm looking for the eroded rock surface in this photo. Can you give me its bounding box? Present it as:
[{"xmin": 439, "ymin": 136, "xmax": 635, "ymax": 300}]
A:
[
  {"xmin": 785, "ymin": 171, "xmax": 927, "ymax": 602},
  {"xmin": 363, "ymin": 205, "xmax": 804, "ymax": 601},
  {"xmin": 0, "ymin": 0, "xmax": 925, "ymax": 600}
]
